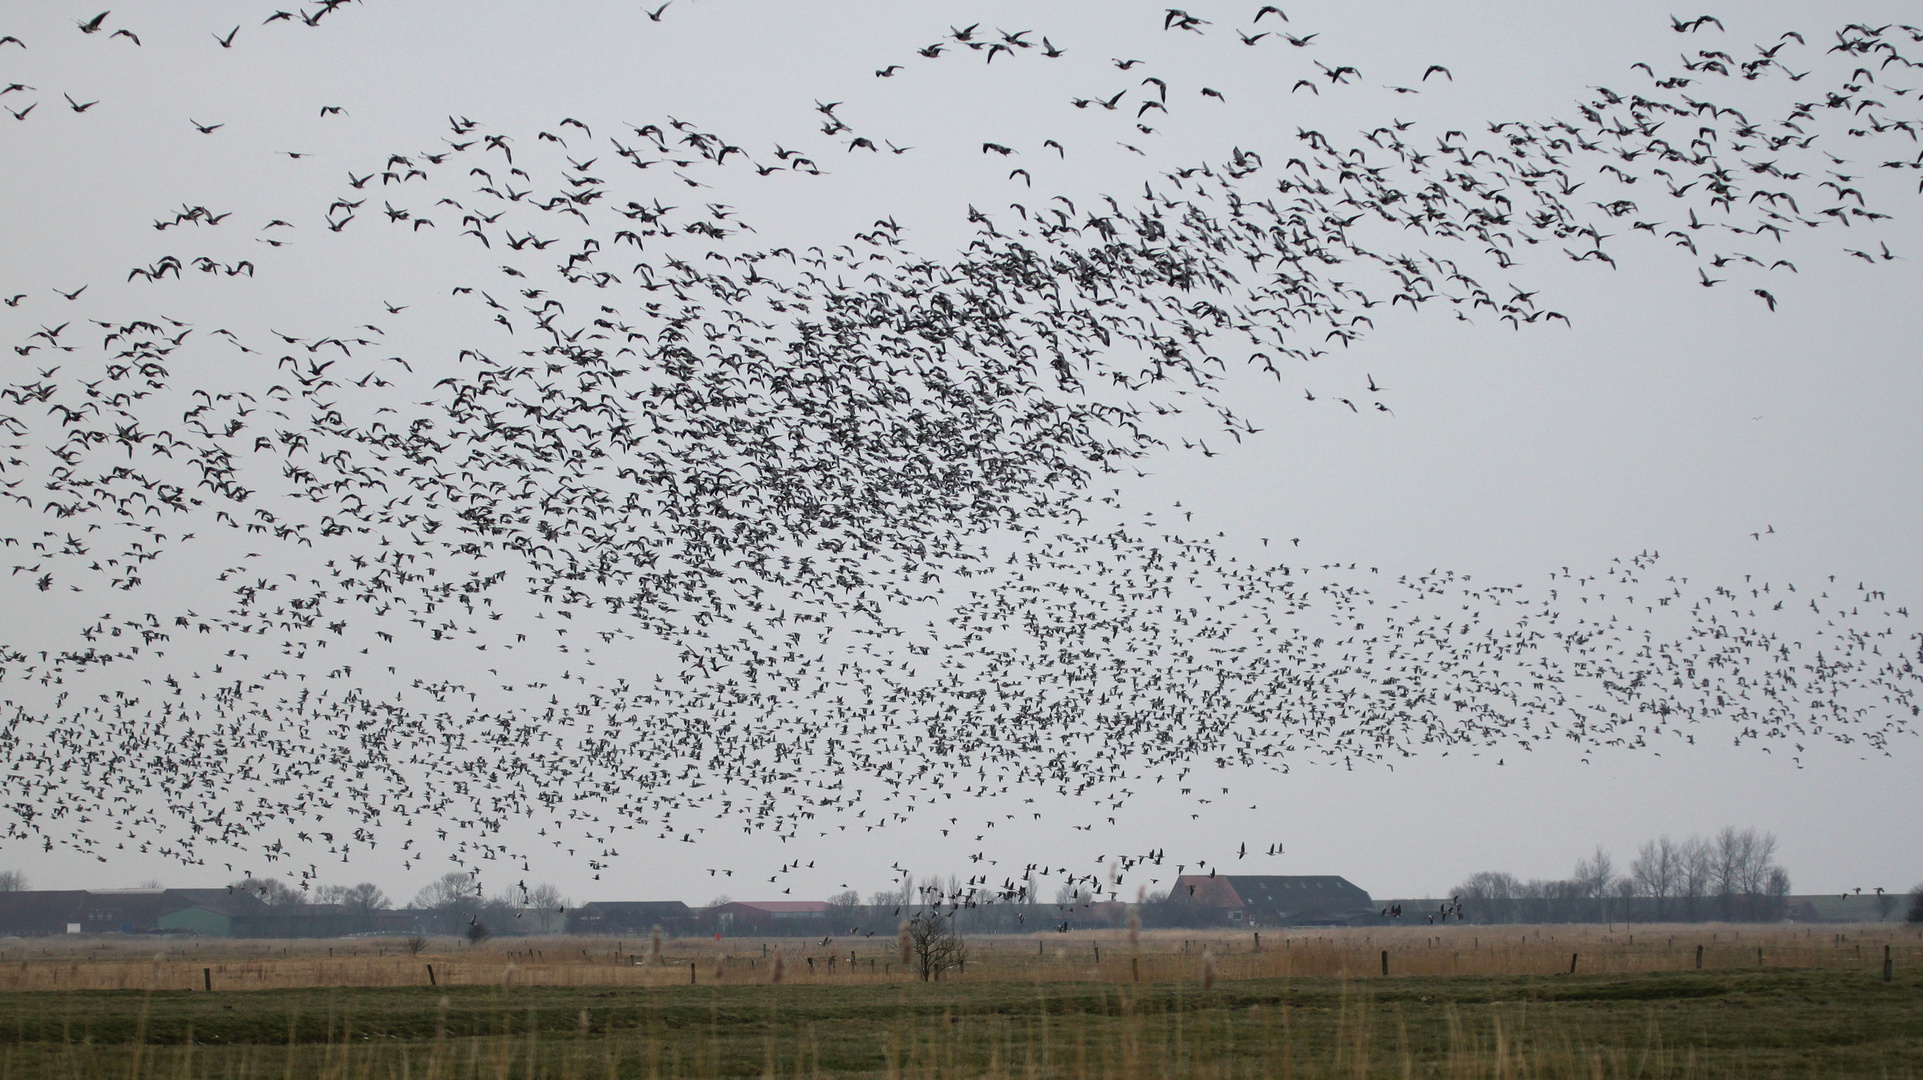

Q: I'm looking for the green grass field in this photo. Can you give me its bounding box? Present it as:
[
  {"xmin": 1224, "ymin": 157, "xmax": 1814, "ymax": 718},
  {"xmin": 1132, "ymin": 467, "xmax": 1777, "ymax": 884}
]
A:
[{"xmin": 0, "ymin": 964, "xmax": 1914, "ymax": 1079}]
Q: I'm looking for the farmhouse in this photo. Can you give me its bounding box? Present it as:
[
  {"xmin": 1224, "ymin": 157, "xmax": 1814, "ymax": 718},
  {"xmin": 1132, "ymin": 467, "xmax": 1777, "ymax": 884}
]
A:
[
  {"xmin": 565, "ymin": 900, "xmax": 701, "ymax": 936},
  {"xmin": 709, "ymin": 900, "xmax": 832, "ymax": 935},
  {"xmin": 1165, "ymin": 875, "xmax": 1374, "ymax": 926},
  {"xmin": 0, "ymin": 889, "xmax": 255, "ymax": 936},
  {"xmin": 0, "ymin": 890, "xmax": 427, "ymax": 938}
]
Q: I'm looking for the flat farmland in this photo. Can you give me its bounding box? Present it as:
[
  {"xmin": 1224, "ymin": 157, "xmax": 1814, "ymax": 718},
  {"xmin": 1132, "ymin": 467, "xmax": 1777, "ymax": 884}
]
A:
[{"xmin": 0, "ymin": 924, "xmax": 1912, "ymax": 1078}]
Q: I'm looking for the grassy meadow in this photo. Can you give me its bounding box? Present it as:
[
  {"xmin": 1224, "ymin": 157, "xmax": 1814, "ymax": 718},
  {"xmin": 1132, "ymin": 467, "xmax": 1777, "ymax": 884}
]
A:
[{"xmin": 0, "ymin": 924, "xmax": 1913, "ymax": 1078}]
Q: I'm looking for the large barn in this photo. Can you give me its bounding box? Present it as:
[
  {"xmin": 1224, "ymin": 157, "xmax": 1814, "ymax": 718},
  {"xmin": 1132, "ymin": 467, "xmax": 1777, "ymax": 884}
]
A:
[
  {"xmin": 565, "ymin": 901, "xmax": 701, "ymax": 937},
  {"xmin": 1165, "ymin": 875, "xmax": 1374, "ymax": 926}
]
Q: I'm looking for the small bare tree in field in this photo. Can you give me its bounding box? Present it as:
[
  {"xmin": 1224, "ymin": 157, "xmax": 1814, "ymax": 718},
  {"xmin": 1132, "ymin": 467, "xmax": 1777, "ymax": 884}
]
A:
[
  {"xmin": 403, "ymin": 935, "xmax": 429, "ymax": 956},
  {"xmin": 904, "ymin": 910, "xmax": 967, "ymax": 981}
]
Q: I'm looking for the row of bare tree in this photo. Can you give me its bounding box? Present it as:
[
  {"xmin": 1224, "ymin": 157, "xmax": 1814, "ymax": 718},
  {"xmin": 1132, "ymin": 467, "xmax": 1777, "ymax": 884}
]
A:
[{"xmin": 1454, "ymin": 828, "xmax": 1791, "ymax": 924}]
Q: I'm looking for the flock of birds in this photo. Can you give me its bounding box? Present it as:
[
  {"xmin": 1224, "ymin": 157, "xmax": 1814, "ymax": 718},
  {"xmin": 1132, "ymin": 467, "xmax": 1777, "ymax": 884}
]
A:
[{"xmin": 0, "ymin": 3, "xmax": 1919, "ymax": 904}]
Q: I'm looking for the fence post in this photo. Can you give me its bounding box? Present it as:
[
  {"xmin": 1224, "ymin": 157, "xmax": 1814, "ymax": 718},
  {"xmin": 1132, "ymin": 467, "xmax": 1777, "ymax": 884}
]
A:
[
  {"xmin": 427, "ymin": 964, "xmax": 437, "ymax": 986},
  {"xmin": 1569, "ymin": 953, "xmax": 1578, "ymax": 975},
  {"xmin": 1380, "ymin": 950, "xmax": 1388, "ymax": 977},
  {"xmin": 1886, "ymin": 945, "xmax": 1894, "ymax": 983},
  {"xmin": 203, "ymin": 968, "xmax": 211, "ymax": 992},
  {"xmin": 690, "ymin": 962, "xmax": 697, "ymax": 985},
  {"xmin": 1695, "ymin": 944, "xmax": 1703, "ymax": 970}
]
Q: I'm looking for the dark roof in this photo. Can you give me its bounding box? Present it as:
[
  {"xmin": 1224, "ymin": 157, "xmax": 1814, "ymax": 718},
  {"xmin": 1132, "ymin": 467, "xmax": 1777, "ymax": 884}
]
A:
[
  {"xmin": 167, "ymin": 888, "xmax": 262, "ymax": 910},
  {"xmin": 576, "ymin": 901, "xmax": 694, "ymax": 915},
  {"xmin": 1226, "ymin": 876, "xmax": 1372, "ymax": 909},
  {"xmin": 0, "ymin": 889, "xmax": 275, "ymax": 936},
  {"xmin": 1169, "ymin": 875, "xmax": 1373, "ymax": 912},
  {"xmin": 567, "ymin": 901, "xmax": 702, "ymax": 934},
  {"xmin": 163, "ymin": 897, "xmax": 259, "ymax": 918},
  {"xmin": 0, "ymin": 891, "xmax": 89, "ymax": 935}
]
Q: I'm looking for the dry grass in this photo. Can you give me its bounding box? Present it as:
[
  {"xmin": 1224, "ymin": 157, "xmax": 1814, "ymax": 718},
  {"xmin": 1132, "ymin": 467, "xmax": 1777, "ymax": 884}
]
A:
[
  {"xmin": 0, "ymin": 961, "xmax": 1909, "ymax": 1078},
  {"xmin": 0, "ymin": 927, "xmax": 1912, "ymax": 1077},
  {"xmin": 0, "ymin": 922, "xmax": 1914, "ymax": 992}
]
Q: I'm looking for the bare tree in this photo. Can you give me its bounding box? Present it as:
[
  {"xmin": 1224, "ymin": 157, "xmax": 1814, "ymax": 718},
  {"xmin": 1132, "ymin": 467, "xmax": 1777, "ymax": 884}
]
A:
[
  {"xmin": 1574, "ymin": 847, "xmax": 1614, "ymax": 897},
  {"xmin": 1680, "ymin": 836, "xmax": 1713, "ymax": 921},
  {"xmin": 403, "ymin": 935, "xmax": 429, "ymax": 956},
  {"xmin": 1712, "ymin": 827, "xmax": 1749, "ymax": 919},
  {"xmin": 1739, "ymin": 830, "xmax": 1779, "ymax": 914},
  {"xmin": 1763, "ymin": 867, "xmax": 1792, "ymax": 921},
  {"xmin": 904, "ymin": 910, "xmax": 967, "ymax": 981},
  {"xmin": 343, "ymin": 882, "xmax": 391, "ymax": 912},
  {"xmin": 1704, "ymin": 827, "xmax": 1782, "ymax": 920},
  {"xmin": 1631, "ymin": 838, "xmax": 1682, "ymax": 920},
  {"xmin": 1613, "ymin": 876, "xmax": 1638, "ymax": 923},
  {"xmin": 1573, "ymin": 846, "xmax": 1615, "ymax": 921},
  {"xmin": 232, "ymin": 877, "xmax": 301, "ymax": 906},
  {"xmin": 1453, "ymin": 871, "xmax": 1520, "ymax": 923},
  {"xmin": 0, "ymin": 870, "xmax": 28, "ymax": 892},
  {"xmin": 465, "ymin": 920, "xmax": 491, "ymax": 945},
  {"xmin": 413, "ymin": 872, "xmax": 477, "ymax": 911}
]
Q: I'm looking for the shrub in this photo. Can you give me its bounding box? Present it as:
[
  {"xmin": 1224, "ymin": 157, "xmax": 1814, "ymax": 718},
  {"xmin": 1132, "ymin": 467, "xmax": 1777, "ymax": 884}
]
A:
[{"xmin": 904, "ymin": 911, "xmax": 967, "ymax": 981}]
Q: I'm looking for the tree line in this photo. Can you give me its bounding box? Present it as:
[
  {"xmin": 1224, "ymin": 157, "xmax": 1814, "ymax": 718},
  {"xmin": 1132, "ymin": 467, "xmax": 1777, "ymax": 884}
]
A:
[
  {"xmin": 221, "ymin": 873, "xmax": 567, "ymax": 938},
  {"xmin": 1453, "ymin": 828, "xmax": 1794, "ymax": 924}
]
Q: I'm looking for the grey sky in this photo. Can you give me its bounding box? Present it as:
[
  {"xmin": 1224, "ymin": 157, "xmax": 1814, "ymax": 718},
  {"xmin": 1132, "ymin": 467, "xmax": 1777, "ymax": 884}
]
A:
[{"xmin": 0, "ymin": 1, "xmax": 1918, "ymax": 908}]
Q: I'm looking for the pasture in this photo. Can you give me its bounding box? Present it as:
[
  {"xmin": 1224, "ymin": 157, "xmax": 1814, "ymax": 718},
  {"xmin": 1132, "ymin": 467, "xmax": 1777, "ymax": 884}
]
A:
[{"xmin": 0, "ymin": 924, "xmax": 1913, "ymax": 1078}]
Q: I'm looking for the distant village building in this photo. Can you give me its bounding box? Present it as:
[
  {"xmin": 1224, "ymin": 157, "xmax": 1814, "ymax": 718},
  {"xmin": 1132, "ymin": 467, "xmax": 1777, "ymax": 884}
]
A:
[
  {"xmin": 566, "ymin": 901, "xmax": 700, "ymax": 936},
  {"xmin": 155, "ymin": 896, "xmax": 265, "ymax": 937},
  {"xmin": 1164, "ymin": 875, "xmax": 1374, "ymax": 926},
  {"xmin": 0, "ymin": 889, "xmax": 245, "ymax": 936},
  {"xmin": 710, "ymin": 900, "xmax": 831, "ymax": 935},
  {"xmin": 0, "ymin": 889, "xmax": 420, "ymax": 938}
]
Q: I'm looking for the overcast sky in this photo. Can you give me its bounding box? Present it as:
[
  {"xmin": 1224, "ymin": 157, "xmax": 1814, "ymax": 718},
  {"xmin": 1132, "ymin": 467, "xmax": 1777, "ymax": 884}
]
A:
[{"xmin": 1, "ymin": 1, "xmax": 1919, "ymax": 909}]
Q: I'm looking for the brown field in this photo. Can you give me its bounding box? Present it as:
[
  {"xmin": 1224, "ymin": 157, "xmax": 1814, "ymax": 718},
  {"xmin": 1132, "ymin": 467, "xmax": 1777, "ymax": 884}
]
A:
[{"xmin": 0, "ymin": 922, "xmax": 1914, "ymax": 992}]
